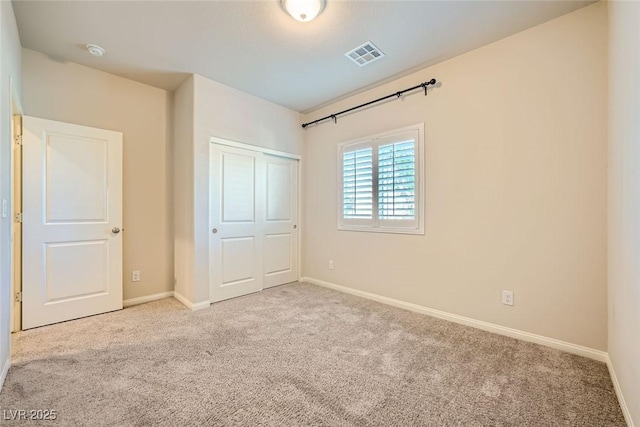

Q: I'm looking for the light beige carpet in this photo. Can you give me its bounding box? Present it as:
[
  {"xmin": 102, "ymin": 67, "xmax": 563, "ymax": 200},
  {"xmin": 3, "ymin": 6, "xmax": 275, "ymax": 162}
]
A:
[{"xmin": 0, "ymin": 282, "xmax": 625, "ymax": 426}]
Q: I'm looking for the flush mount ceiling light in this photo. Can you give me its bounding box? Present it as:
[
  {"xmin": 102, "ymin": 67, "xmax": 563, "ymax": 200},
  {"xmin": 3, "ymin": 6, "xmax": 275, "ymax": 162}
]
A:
[
  {"xmin": 281, "ymin": 0, "xmax": 326, "ymax": 22},
  {"xmin": 86, "ymin": 44, "xmax": 105, "ymax": 57}
]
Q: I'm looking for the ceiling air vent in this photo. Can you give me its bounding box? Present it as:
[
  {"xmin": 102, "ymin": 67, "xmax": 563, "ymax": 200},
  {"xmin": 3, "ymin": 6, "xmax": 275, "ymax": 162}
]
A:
[{"xmin": 345, "ymin": 41, "xmax": 385, "ymax": 67}]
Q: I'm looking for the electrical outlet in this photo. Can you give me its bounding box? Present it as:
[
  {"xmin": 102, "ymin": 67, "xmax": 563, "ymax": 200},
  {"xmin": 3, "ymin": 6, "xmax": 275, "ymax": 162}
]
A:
[
  {"xmin": 328, "ymin": 260, "xmax": 334, "ymax": 270},
  {"xmin": 502, "ymin": 290, "xmax": 514, "ymax": 306},
  {"xmin": 132, "ymin": 270, "xmax": 141, "ymax": 282}
]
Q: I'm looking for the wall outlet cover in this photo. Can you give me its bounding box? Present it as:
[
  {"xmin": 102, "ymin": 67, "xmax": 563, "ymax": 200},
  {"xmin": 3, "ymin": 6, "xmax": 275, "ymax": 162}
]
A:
[{"xmin": 502, "ymin": 290, "xmax": 514, "ymax": 306}]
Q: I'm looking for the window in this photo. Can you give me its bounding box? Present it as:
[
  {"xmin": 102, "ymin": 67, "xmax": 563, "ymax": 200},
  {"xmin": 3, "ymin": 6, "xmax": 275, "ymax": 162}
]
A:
[{"xmin": 338, "ymin": 124, "xmax": 424, "ymax": 234}]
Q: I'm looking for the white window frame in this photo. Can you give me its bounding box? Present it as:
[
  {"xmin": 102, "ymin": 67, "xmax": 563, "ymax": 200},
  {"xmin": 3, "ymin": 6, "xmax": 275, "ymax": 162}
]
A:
[{"xmin": 337, "ymin": 123, "xmax": 425, "ymax": 235}]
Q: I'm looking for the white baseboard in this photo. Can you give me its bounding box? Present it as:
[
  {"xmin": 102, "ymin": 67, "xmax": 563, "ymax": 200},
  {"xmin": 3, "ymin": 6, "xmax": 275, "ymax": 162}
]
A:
[
  {"xmin": 123, "ymin": 291, "xmax": 174, "ymax": 308},
  {"xmin": 0, "ymin": 357, "xmax": 10, "ymax": 394},
  {"xmin": 300, "ymin": 276, "xmax": 608, "ymax": 362},
  {"xmin": 173, "ymin": 291, "xmax": 211, "ymax": 311},
  {"xmin": 606, "ymin": 355, "xmax": 635, "ymax": 427}
]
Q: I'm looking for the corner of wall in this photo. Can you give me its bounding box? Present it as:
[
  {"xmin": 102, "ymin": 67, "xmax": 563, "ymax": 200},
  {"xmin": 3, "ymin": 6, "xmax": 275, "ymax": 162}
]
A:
[
  {"xmin": 172, "ymin": 75, "xmax": 197, "ymax": 303},
  {"xmin": 606, "ymin": 355, "xmax": 636, "ymax": 427},
  {"xmin": 607, "ymin": 1, "xmax": 640, "ymax": 425},
  {"xmin": 165, "ymin": 89, "xmax": 176, "ymax": 299},
  {"xmin": 0, "ymin": 0, "xmax": 23, "ymax": 393}
]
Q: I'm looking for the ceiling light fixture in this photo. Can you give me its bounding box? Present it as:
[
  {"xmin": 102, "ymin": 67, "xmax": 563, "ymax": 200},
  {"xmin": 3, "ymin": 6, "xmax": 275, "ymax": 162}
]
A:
[
  {"xmin": 86, "ymin": 44, "xmax": 105, "ymax": 57},
  {"xmin": 281, "ymin": 0, "xmax": 326, "ymax": 22}
]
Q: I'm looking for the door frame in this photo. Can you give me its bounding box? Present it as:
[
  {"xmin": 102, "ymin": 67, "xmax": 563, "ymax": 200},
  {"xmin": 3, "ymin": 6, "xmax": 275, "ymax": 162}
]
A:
[
  {"xmin": 210, "ymin": 137, "xmax": 301, "ymax": 162},
  {"xmin": 208, "ymin": 136, "xmax": 302, "ymax": 302},
  {"xmin": 10, "ymin": 77, "xmax": 23, "ymax": 333}
]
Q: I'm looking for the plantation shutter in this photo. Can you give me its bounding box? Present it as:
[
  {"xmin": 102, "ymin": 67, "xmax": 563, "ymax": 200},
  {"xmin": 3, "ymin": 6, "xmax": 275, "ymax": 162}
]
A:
[
  {"xmin": 338, "ymin": 125, "xmax": 423, "ymax": 233},
  {"xmin": 378, "ymin": 140, "xmax": 415, "ymax": 220},
  {"xmin": 342, "ymin": 146, "xmax": 373, "ymax": 225}
]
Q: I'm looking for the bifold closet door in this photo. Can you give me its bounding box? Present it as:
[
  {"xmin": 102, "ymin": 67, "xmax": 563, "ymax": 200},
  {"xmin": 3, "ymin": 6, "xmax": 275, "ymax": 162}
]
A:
[{"xmin": 210, "ymin": 144, "xmax": 299, "ymax": 302}]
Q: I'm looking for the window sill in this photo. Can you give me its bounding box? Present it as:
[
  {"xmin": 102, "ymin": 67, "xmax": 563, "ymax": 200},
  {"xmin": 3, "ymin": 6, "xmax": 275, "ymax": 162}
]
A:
[{"xmin": 337, "ymin": 225, "xmax": 424, "ymax": 235}]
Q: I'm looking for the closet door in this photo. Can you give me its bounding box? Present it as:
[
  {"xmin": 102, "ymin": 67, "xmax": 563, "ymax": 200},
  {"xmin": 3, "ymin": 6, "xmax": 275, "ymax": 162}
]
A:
[
  {"xmin": 210, "ymin": 144, "xmax": 265, "ymax": 302},
  {"xmin": 210, "ymin": 141, "xmax": 299, "ymax": 302},
  {"xmin": 263, "ymin": 155, "xmax": 298, "ymax": 288}
]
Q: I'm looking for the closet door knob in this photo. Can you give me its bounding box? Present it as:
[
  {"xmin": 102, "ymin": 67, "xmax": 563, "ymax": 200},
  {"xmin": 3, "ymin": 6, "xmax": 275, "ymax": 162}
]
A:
[
  {"xmin": 112, "ymin": 227, "xmax": 121, "ymax": 234},
  {"xmin": 212, "ymin": 228, "xmax": 218, "ymax": 234}
]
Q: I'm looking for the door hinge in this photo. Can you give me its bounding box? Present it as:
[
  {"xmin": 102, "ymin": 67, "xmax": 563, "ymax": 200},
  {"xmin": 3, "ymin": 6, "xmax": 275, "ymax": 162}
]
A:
[
  {"xmin": 15, "ymin": 212, "xmax": 22, "ymax": 223},
  {"xmin": 14, "ymin": 134, "xmax": 22, "ymax": 146},
  {"xmin": 15, "ymin": 292, "xmax": 22, "ymax": 303}
]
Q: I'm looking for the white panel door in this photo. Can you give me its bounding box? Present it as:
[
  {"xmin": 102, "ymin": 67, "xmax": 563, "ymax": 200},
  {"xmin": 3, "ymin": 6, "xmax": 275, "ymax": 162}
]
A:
[
  {"xmin": 22, "ymin": 116, "xmax": 123, "ymax": 329},
  {"xmin": 210, "ymin": 144, "xmax": 264, "ymax": 302},
  {"xmin": 263, "ymin": 155, "xmax": 298, "ymax": 288}
]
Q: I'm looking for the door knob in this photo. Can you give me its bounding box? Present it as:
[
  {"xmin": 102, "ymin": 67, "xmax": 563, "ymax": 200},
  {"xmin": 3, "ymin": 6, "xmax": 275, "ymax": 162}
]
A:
[
  {"xmin": 212, "ymin": 228, "xmax": 218, "ymax": 234},
  {"xmin": 112, "ymin": 227, "xmax": 121, "ymax": 234}
]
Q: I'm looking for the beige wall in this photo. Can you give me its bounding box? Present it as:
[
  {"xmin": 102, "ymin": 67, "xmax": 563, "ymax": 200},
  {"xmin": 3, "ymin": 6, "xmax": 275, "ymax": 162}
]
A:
[
  {"xmin": 173, "ymin": 74, "xmax": 303, "ymax": 304},
  {"xmin": 0, "ymin": 0, "xmax": 22, "ymax": 387},
  {"xmin": 172, "ymin": 76, "xmax": 195, "ymax": 302},
  {"xmin": 302, "ymin": 3, "xmax": 608, "ymax": 350},
  {"xmin": 608, "ymin": 1, "xmax": 640, "ymax": 424},
  {"xmin": 22, "ymin": 49, "xmax": 174, "ymax": 301}
]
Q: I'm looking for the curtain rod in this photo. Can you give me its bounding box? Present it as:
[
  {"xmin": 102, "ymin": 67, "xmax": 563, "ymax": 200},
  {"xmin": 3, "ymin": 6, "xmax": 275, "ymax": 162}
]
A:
[{"xmin": 301, "ymin": 78, "xmax": 437, "ymax": 129}]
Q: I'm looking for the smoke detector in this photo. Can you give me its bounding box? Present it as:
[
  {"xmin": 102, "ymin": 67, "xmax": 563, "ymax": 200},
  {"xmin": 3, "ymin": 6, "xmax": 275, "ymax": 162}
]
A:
[
  {"xmin": 86, "ymin": 44, "xmax": 105, "ymax": 57},
  {"xmin": 345, "ymin": 41, "xmax": 385, "ymax": 67}
]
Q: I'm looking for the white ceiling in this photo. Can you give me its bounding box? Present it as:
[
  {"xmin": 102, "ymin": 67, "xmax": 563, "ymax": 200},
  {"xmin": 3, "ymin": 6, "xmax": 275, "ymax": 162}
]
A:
[{"xmin": 13, "ymin": 0, "xmax": 593, "ymax": 113}]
